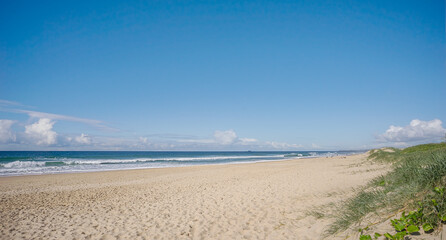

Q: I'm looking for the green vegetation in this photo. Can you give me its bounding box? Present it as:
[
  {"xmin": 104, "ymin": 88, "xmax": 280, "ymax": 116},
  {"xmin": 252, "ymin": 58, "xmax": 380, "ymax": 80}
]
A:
[
  {"xmin": 359, "ymin": 186, "xmax": 445, "ymax": 239},
  {"xmin": 400, "ymin": 142, "xmax": 446, "ymax": 154},
  {"xmin": 325, "ymin": 142, "xmax": 446, "ymax": 239}
]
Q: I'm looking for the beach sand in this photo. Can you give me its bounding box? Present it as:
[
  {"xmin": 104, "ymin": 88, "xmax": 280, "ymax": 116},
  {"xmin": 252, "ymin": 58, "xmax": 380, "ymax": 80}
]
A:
[{"xmin": 0, "ymin": 154, "xmax": 388, "ymax": 239}]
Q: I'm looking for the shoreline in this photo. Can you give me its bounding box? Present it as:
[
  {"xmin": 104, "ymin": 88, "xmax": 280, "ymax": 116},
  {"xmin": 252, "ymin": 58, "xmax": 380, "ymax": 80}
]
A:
[
  {"xmin": 0, "ymin": 153, "xmax": 385, "ymax": 239},
  {"xmin": 0, "ymin": 152, "xmax": 364, "ymax": 178}
]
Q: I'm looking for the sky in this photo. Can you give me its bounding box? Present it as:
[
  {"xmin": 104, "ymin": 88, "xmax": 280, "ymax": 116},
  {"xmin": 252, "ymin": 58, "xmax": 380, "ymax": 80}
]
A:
[{"xmin": 0, "ymin": 0, "xmax": 445, "ymax": 151}]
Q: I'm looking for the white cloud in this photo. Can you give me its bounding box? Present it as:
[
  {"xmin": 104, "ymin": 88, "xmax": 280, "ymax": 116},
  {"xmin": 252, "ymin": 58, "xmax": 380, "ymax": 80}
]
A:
[
  {"xmin": 0, "ymin": 120, "xmax": 16, "ymax": 143},
  {"xmin": 0, "ymin": 99, "xmax": 23, "ymax": 107},
  {"xmin": 177, "ymin": 139, "xmax": 214, "ymax": 144},
  {"xmin": 182, "ymin": 130, "xmax": 304, "ymax": 150},
  {"xmin": 75, "ymin": 133, "xmax": 91, "ymax": 144},
  {"xmin": 311, "ymin": 143, "xmax": 321, "ymax": 149},
  {"xmin": 25, "ymin": 118, "xmax": 58, "ymax": 145},
  {"xmin": 239, "ymin": 138, "xmax": 258, "ymax": 144},
  {"xmin": 214, "ymin": 130, "xmax": 238, "ymax": 145},
  {"xmin": 378, "ymin": 119, "xmax": 446, "ymax": 143},
  {"xmin": 0, "ymin": 100, "xmax": 116, "ymax": 132},
  {"xmin": 266, "ymin": 141, "xmax": 304, "ymax": 149},
  {"xmin": 0, "ymin": 120, "xmax": 305, "ymax": 151},
  {"xmin": 17, "ymin": 109, "xmax": 118, "ymax": 131},
  {"xmin": 139, "ymin": 137, "xmax": 148, "ymax": 144}
]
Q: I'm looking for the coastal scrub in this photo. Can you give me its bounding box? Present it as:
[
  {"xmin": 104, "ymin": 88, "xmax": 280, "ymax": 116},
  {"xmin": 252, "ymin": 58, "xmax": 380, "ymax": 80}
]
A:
[{"xmin": 326, "ymin": 143, "xmax": 446, "ymax": 238}]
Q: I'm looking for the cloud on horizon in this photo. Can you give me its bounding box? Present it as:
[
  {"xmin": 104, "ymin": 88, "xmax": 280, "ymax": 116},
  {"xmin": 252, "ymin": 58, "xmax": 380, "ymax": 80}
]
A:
[
  {"xmin": 0, "ymin": 119, "xmax": 16, "ymax": 143},
  {"xmin": 378, "ymin": 119, "xmax": 446, "ymax": 143},
  {"xmin": 24, "ymin": 118, "xmax": 58, "ymax": 145},
  {"xmin": 0, "ymin": 118, "xmax": 305, "ymax": 150},
  {"xmin": 214, "ymin": 130, "xmax": 238, "ymax": 145},
  {"xmin": 74, "ymin": 133, "xmax": 92, "ymax": 145}
]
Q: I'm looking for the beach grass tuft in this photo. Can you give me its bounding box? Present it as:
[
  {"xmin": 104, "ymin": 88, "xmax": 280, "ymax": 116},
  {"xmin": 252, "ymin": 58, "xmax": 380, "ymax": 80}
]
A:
[{"xmin": 326, "ymin": 142, "xmax": 446, "ymax": 236}]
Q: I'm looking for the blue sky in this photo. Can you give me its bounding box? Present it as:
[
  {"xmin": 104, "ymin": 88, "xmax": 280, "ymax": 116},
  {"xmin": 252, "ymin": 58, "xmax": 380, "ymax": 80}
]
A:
[{"xmin": 0, "ymin": 0, "xmax": 445, "ymax": 150}]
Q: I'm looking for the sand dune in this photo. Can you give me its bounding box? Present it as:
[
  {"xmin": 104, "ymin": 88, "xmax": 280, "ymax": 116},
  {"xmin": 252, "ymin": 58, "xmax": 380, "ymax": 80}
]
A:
[{"xmin": 0, "ymin": 154, "xmax": 388, "ymax": 239}]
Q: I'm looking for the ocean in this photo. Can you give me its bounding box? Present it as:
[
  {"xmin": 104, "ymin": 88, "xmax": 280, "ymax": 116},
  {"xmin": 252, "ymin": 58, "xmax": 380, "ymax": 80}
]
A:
[{"xmin": 0, "ymin": 151, "xmax": 362, "ymax": 176}]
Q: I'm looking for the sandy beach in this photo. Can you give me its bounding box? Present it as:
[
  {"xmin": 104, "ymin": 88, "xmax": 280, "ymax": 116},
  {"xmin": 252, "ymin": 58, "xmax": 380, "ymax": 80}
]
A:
[{"xmin": 0, "ymin": 154, "xmax": 388, "ymax": 240}]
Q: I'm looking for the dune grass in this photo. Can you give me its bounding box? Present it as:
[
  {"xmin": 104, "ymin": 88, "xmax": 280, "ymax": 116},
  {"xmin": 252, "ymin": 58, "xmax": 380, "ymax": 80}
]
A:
[{"xmin": 326, "ymin": 142, "xmax": 446, "ymax": 236}]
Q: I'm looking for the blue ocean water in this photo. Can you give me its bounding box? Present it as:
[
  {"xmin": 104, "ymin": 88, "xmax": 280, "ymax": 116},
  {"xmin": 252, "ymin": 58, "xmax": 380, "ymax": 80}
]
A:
[{"xmin": 0, "ymin": 151, "xmax": 362, "ymax": 176}]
